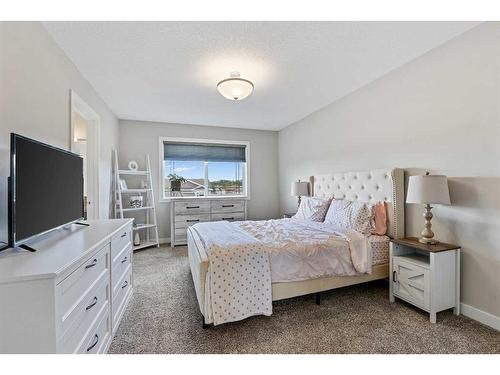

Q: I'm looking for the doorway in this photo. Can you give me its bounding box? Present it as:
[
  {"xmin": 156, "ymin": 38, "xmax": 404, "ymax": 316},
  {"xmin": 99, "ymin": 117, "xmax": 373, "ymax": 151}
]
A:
[{"xmin": 70, "ymin": 90, "xmax": 100, "ymax": 220}]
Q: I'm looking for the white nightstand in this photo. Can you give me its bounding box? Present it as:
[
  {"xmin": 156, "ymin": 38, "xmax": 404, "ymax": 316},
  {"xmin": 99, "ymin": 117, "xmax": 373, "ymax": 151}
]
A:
[{"xmin": 389, "ymin": 237, "xmax": 461, "ymax": 323}]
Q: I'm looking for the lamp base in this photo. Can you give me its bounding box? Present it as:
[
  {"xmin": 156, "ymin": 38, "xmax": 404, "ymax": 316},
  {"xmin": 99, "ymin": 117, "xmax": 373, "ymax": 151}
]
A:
[
  {"xmin": 418, "ymin": 237, "xmax": 439, "ymax": 245},
  {"xmin": 419, "ymin": 204, "xmax": 438, "ymax": 245}
]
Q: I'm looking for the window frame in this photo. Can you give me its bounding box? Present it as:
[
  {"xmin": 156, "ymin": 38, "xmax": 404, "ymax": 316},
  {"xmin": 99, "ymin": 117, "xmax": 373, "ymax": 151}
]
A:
[{"xmin": 158, "ymin": 136, "xmax": 250, "ymax": 202}]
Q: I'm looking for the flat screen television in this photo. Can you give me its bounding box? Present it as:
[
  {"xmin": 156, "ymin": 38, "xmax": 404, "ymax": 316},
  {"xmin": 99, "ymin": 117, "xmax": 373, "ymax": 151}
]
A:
[{"xmin": 7, "ymin": 133, "xmax": 84, "ymax": 249}]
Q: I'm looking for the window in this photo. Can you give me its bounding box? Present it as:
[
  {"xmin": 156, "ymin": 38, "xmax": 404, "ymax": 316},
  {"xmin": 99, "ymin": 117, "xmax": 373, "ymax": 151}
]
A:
[{"xmin": 160, "ymin": 137, "xmax": 249, "ymax": 200}]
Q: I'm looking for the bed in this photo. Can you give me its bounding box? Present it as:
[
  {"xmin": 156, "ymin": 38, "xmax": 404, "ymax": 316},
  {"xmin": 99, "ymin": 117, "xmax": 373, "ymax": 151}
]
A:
[{"xmin": 187, "ymin": 168, "xmax": 405, "ymax": 327}]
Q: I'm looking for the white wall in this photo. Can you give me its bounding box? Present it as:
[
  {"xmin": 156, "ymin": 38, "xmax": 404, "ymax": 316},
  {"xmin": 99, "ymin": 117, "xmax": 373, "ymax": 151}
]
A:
[
  {"xmin": 0, "ymin": 22, "xmax": 119, "ymax": 241},
  {"xmin": 118, "ymin": 120, "xmax": 280, "ymax": 240},
  {"xmin": 279, "ymin": 23, "xmax": 500, "ymax": 319}
]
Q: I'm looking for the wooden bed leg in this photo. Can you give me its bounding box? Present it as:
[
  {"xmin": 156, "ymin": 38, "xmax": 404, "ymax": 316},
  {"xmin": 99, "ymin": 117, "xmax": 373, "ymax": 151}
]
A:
[{"xmin": 315, "ymin": 292, "xmax": 321, "ymax": 306}]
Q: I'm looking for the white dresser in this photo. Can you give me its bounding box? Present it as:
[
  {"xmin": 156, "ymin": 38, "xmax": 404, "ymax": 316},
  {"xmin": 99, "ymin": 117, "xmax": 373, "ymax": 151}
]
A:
[
  {"xmin": 170, "ymin": 198, "xmax": 247, "ymax": 246},
  {"xmin": 0, "ymin": 219, "xmax": 133, "ymax": 353}
]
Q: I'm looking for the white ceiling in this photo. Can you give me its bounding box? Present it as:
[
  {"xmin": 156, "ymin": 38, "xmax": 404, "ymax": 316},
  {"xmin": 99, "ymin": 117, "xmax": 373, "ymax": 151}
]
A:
[{"xmin": 43, "ymin": 22, "xmax": 480, "ymax": 131}]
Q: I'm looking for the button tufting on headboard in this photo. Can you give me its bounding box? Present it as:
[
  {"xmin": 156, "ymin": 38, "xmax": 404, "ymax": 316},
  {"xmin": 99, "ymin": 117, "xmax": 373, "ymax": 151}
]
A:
[{"xmin": 310, "ymin": 169, "xmax": 405, "ymax": 239}]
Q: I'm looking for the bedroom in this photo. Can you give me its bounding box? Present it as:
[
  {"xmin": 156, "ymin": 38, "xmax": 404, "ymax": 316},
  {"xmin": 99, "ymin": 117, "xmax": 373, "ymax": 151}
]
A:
[{"xmin": 0, "ymin": 0, "xmax": 499, "ymax": 370}]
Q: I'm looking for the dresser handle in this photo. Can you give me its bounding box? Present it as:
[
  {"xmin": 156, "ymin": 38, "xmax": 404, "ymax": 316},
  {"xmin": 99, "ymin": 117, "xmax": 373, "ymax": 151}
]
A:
[
  {"xmin": 186, "ymin": 219, "xmax": 200, "ymax": 223},
  {"xmin": 85, "ymin": 296, "xmax": 98, "ymax": 311},
  {"xmin": 186, "ymin": 206, "xmax": 200, "ymax": 209},
  {"xmin": 222, "ymin": 204, "xmax": 235, "ymax": 208},
  {"xmin": 121, "ymin": 232, "xmax": 127, "ymax": 238},
  {"xmin": 85, "ymin": 259, "xmax": 97, "ymax": 269},
  {"xmin": 393, "ymin": 271, "xmax": 398, "ymax": 282},
  {"xmin": 122, "ymin": 280, "xmax": 129, "ymax": 289},
  {"xmin": 121, "ymin": 256, "xmax": 128, "ymax": 263},
  {"xmin": 86, "ymin": 334, "xmax": 99, "ymax": 352},
  {"xmin": 222, "ymin": 217, "xmax": 234, "ymax": 221}
]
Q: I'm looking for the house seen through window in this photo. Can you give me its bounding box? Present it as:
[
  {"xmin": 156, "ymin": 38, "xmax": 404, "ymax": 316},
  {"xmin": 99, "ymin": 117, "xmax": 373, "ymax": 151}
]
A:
[{"xmin": 162, "ymin": 140, "xmax": 247, "ymax": 199}]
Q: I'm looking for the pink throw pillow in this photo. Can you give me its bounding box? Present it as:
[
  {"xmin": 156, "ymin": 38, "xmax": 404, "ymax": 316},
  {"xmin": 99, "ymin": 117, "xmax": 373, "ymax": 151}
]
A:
[{"xmin": 371, "ymin": 202, "xmax": 387, "ymax": 235}]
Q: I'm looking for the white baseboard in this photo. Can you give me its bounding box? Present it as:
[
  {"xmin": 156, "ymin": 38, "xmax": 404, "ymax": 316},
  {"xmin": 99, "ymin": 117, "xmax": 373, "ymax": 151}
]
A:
[
  {"xmin": 159, "ymin": 237, "xmax": 171, "ymax": 245},
  {"xmin": 461, "ymin": 303, "xmax": 500, "ymax": 331}
]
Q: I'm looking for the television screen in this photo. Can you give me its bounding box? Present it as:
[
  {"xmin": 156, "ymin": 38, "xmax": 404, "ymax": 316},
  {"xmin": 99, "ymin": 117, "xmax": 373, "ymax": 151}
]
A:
[{"xmin": 9, "ymin": 134, "xmax": 84, "ymax": 247}]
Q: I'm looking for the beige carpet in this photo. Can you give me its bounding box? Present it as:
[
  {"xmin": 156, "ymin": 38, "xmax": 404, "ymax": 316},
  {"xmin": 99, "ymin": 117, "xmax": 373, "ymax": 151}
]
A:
[{"xmin": 109, "ymin": 246, "xmax": 499, "ymax": 354}]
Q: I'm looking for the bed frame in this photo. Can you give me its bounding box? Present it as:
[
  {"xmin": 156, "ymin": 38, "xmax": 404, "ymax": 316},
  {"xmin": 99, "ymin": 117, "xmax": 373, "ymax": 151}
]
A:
[{"xmin": 187, "ymin": 168, "xmax": 405, "ymax": 327}]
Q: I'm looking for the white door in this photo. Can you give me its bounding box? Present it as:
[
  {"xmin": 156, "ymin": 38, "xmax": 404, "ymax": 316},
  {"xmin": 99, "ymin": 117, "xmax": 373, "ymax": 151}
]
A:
[{"xmin": 71, "ymin": 90, "xmax": 100, "ymax": 220}]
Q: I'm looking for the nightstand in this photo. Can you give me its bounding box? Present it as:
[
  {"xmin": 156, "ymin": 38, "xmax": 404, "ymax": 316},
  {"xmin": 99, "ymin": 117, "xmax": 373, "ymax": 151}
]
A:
[
  {"xmin": 389, "ymin": 237, "xmax": 460, "ymax": 323},
  {"xmin": 282, "ymin": 213, "xmax": 295, "ymax": 218}
]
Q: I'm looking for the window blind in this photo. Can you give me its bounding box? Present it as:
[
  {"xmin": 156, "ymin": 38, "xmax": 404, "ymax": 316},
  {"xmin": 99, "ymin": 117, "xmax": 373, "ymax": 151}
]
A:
[{"xmin": 164, "ymin": 142, "xmax": 246, "ymax": 162}]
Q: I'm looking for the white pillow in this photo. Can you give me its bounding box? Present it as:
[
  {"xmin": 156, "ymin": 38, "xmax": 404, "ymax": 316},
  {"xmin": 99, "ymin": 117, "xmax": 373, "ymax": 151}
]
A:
[
  {"xmin": 292, "ymin": 196, "xmax": 332, "ymax": 222},
  {"xmin": 324, "ymin": 200, "xmax": 374, "ymax": 234}
]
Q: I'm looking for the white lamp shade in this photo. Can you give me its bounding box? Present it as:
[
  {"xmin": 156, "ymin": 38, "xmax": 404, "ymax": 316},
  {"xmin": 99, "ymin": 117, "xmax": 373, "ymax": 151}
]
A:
[
  {"xmin": 406, "ymin": 175, "xmax": 451, "ymax": 205},
  {"xmin": 217, "ymin": 78, "xmax": 254, "ymax": 101},
  {"xmin": 291, "ymin": 181, "xmax": 309, "ymax": 197}
]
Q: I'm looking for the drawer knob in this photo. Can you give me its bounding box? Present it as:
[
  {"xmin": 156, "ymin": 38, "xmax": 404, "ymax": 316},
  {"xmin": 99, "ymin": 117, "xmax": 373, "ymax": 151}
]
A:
[
  {"xmin": 85, "ymin": 259, "xmax": 98, "ymax": 269},
  {"xmin": 186, "ymin": 219, "xmax": 200, "ymax": 223},
  {"xmin": 222, "ymin": 217, "xmax": 234, "ymax": 221},
  {"xmin": 393, "ymin": 271, "xmax": 398, "ymax": 283},
  {"xmin": 85, "ymin": 296, "xmax": 98, "ymax": 311},
  {"xmin": 86, "ymin": 334, "xmax": 99, "ymax": 352},
  {"xmin": 187, "ymin": 206, "xmax": 200, "ymax": 209},
  {"xmin": 122, "ymin": 280, "xmax": 129, "ymax": 289},
  {"xmin": 222, "ymin": 204, "xmax": 235, "ymax": 208},
  {"xmin": 121, "ymin": 232, "xmax": 127, "ymax": 238},
  {"xmin": 121, "ymin": 256, "xmax": 128, "ymax": 264}
]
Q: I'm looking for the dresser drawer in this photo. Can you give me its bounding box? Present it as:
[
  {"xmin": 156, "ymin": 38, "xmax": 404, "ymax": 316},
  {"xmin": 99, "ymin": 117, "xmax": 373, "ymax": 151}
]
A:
[
  {"xmin": 112, "ymin": 266, "xmax": 132, "ymax": 326},
  {"xmin": 76, "ymin": 305, "xmax": 111, "ymax": 354},
  {"xmin": 58, "ymin": 244, "xmax": 110, "ymax": 319},
  {"xmin": 211, "ymin": 200, "xmax": 245, "ymax": 213},
  {"xmin": 112, "ymin": 243, "xmax": 132, "ymax": 291},
  {"xmin": 393, "ymin": 258, "xmax": 430, "ymax": 310},
  {"xmin": 62, "ymin": 272, "xmax": 110, "ymax": 353},
  {"xmin": 211, "ymin": 212, "xmax": 245, "ymax": 222},
  {"xmin": 174, "ymin": 201, "xmax": 210, "ymax": 215},
  {"xmin": 175, "ymin": 214, "xmax": 210, "ymax": 229},
  {"xmin": 111, "ymin": 225, "xmax": 132, "ymax": 258},
  {"xmin": 174, "ymin": 228, "xmax": 187, "ymax": 243}
]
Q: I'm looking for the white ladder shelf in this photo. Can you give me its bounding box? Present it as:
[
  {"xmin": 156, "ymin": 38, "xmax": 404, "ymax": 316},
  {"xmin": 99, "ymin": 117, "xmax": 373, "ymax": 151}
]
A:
[{"xmin": 113, "ymin": 150, "xmax": 160, "ymax": 251}]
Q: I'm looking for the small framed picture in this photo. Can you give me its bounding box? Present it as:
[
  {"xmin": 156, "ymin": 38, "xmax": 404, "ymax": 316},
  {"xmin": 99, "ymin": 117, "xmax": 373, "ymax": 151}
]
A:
[{"xmin": 119, "ymin": 179, "xmax": 128, "ymax": 190}]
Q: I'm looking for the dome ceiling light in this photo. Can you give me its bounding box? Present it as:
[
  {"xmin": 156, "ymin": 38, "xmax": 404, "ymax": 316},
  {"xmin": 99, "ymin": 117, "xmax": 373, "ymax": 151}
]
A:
[{"xmin": 217, "ymin": 71, "xmax": 254, "ymax": 101}]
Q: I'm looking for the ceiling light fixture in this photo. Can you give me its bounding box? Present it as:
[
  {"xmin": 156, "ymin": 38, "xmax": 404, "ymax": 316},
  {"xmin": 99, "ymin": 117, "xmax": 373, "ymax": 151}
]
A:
[{"xmin": 217, "ymin": 71, "xmax": 254, "ymax": 101}]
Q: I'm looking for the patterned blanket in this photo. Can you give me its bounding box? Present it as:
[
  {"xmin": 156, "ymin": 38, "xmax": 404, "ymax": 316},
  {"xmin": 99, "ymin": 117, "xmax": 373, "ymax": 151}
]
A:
[{"xmin": 191, "ymin": 221, "xmax": 272, "ymax": 325}]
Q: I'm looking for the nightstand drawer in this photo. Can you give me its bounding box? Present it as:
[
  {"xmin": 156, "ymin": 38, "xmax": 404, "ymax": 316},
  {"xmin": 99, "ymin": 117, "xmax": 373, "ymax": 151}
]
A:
[{"xmin": 393, "ymin": 258, "xmax": 430, "ymax": 310}]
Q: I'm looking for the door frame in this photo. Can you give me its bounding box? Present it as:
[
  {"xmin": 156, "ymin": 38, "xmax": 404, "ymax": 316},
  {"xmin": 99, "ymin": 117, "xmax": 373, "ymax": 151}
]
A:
[{"xmin": 70, "ymin": 89, "xmax": 100, "ymax": 220}]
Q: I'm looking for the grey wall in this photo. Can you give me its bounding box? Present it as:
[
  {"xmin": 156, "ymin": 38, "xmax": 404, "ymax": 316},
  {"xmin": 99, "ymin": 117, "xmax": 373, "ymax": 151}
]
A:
[
  {"xmin": 0, "ymin": 22, "xmax": 119, "ymax": 241},
  {"xmin": 118, "ymin": 120, "xmax": 280, "ymax": 240},
  {"xmin": 279, "ymin": 23, "xmax": 500, "ymax": 318}
]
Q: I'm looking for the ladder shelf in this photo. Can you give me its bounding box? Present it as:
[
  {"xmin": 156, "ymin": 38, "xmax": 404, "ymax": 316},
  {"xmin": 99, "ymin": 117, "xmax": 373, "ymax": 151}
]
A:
[{"xmin": 113, "ymin": 150, "xmax": 160, "ymax": 251}]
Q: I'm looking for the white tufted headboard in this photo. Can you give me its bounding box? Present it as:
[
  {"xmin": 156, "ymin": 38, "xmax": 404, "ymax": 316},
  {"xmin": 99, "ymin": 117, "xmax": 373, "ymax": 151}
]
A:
[{"xmin": 310, "ymin": 169, "xmax": 405, "ymax": 239}]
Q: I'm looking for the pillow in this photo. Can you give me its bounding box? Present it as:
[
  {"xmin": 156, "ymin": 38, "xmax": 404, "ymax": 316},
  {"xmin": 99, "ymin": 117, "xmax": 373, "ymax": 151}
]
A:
[
  {"xmin": 371, "ymin": 201, "xmax": 388, "ymax": 235},
  {"xmin": 292, "ymin": 196, "xmax": 332, "ymax": 222},
  {"xmin": 324, "ymin": 200, "xmax": 374, "ymax": 234}
]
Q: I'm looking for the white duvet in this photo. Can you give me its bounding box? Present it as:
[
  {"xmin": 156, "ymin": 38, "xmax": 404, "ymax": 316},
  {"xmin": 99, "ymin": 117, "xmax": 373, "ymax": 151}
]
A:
[
  {"xmin": 191, "ymin": 218, "xmax": 373, "ymax": 325},
  {"xmin": 236, "ymin": 218, "xmax": 372, "ymax": 282}
]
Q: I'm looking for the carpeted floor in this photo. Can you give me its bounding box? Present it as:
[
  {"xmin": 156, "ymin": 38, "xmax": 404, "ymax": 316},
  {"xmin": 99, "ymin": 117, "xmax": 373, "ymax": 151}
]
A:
[{"xmin": 108, "ymin": 246, "xmax": 499, "ymax": 354}]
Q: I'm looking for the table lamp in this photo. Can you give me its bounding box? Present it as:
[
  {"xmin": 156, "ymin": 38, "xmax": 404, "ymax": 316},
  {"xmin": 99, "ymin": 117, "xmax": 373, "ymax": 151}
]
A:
[
  {"xmin": 291, "ymin": 180, "xmax": 309, "ymax": 207},
  {"xmin": 406, "ymin": 172, "xmax": 451, "ymax": 244}
]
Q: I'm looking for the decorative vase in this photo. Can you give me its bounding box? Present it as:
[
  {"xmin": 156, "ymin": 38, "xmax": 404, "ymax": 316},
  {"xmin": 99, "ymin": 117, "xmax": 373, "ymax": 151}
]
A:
[{"xmin": 134, "ymin": 232, "xmax": 140, "ymax": 246}]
